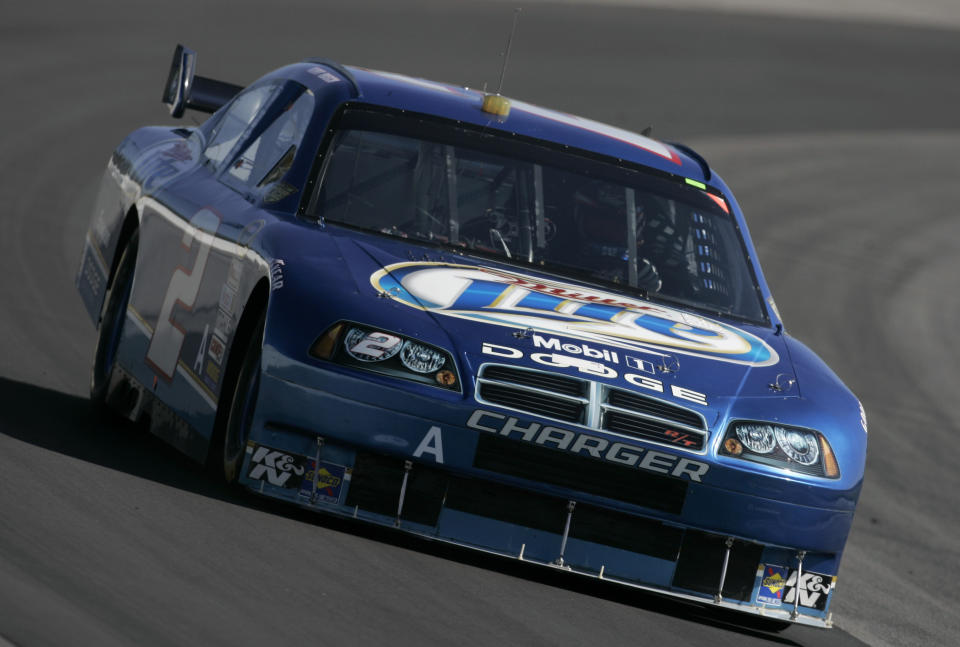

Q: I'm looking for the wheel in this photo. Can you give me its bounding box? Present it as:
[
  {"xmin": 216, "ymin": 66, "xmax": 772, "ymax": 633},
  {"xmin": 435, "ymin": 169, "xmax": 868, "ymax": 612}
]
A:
[
  {"xmin": 90, "ymin": 230, "xmax": 138, "ymax": 414},
  {"xmin": 220, "ymin": 309, "xmax": 266, "ymax": 484}
]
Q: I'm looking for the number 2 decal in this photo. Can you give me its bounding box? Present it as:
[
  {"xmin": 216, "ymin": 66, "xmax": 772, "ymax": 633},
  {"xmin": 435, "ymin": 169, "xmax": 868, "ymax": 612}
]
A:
[{"xmin": 146, "ymin": 208, "xmax": 221, "ymax": 380}]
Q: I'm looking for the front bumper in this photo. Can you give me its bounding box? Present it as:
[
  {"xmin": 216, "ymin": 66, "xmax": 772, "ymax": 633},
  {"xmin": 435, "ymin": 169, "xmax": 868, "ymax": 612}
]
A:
[{"xmin": 241, "ymin": 354, "xmax": 854, "ymax": 627}]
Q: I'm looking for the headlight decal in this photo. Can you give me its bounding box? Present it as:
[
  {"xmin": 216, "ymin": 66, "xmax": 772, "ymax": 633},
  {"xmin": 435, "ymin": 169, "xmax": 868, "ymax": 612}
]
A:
[
  {"xmin": 774, "ymin": 427, "xmax": 819, "ymax": 466},
  {"xmin": 720, "ymin": 421, "xmax": 839, "ymax": 479},
  {"xmin": 399, "ymin": 340, "xmax": 447, "ymax": 373},
  {"xmin": 735, "ymin": 423, "xmax": 776, "ymax": 454},
  {"xmin": 310, "ymin": 322, "xmax": 460, "ymax": 391},
  {"xmin": 345, "ymin": 328, "xmax": 403, "ymax": 362}
]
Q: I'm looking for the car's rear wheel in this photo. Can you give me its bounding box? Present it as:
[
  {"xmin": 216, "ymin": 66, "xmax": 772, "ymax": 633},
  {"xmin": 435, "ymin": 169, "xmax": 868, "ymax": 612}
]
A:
[
  {"xmin": 221, "ymin": 309, "xmax": 266, "ymax": 484},
  {"xmin": 90, "ymin": 230, "xmax": 138, "ymax": 414}
]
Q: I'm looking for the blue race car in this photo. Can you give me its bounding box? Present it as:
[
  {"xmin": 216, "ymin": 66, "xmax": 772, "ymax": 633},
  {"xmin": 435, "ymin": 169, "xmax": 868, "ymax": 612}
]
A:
[{"xmin": 76, "ymin": 45, "xmax": 866, "ymax": 628}]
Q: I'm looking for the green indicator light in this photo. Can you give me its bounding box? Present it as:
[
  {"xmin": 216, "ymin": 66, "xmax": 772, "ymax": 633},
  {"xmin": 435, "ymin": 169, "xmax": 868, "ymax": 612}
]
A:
[{"xmin": 684, "ymin": 178, "xmax": 707, "ymax": 190}]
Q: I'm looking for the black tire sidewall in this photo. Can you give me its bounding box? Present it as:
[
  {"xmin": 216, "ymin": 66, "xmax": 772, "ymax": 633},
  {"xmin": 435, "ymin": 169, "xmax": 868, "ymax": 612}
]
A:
[
  {"xmin": 221, "ymin": 311, "xmax": 266, "ymax": 484},
  {"xmin": 90, "ymin": 231, "xmax": 138, "ymax": 410}
]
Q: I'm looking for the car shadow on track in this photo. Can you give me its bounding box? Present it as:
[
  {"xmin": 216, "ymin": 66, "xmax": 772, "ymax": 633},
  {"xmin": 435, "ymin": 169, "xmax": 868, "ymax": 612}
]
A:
[
  {"xmin": 0, "ymin": 376, "xmax": 864, "ymax": 647},
  {"xmin": 0, "ymin": 376, "xmax": 236, "ymax": 502}
]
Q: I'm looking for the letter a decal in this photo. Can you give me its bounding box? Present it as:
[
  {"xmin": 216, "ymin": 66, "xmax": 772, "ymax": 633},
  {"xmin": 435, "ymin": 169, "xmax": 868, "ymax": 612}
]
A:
[{"xmin": 413, "ymin": 426, "xmax": 444, "ymax": 463}]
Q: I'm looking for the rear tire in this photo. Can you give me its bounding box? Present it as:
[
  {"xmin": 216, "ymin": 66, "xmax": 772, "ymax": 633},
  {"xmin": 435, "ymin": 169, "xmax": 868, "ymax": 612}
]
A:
[
  {"xmin": 220, "ymin": 310, "xmax": 266, "ymax": 485},
  {"xmin": 90, "ymin": 230, "xmax": 138, "ymax": 415}
]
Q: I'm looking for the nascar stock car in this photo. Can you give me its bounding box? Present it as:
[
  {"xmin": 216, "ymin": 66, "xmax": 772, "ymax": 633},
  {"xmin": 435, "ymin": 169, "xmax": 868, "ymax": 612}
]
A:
[{"xmin": 76, "ymin": 45, "xmax": 866, "ymax": 628}]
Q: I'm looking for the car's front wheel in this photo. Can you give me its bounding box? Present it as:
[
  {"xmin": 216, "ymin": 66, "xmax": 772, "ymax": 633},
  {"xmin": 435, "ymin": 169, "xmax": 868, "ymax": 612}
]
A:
[
  {"xmin": 90, "ymin": 230, "xmax": 138, "ymax": 415},
  {"xmin": 221, "ymin": 310, "xmax": 266, "ymax": 484}
]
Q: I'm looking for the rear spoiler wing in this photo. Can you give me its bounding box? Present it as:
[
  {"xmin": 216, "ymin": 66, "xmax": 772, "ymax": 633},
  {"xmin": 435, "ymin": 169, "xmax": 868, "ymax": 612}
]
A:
[{"xmin": 162, "ymin": 44, "xmax": 243, "ymax": 118}]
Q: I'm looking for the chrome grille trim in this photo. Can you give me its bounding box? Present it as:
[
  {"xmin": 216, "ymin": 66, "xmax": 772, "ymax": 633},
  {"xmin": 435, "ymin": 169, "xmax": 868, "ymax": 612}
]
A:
[
  {"xmin": 476, "ymin": 363, "xmax": 709, "ymax": 454},
  {"xmin": 478, "ymin": 383, "xmax": 586, "ymax": 423},
  {"xmin": 481, "ymin": 364, "xmax": 586, "ymax": 396},
  {"xmin": 478, "ymin": 377, "xmax": 590, "ymax": 404},
  {"xmin": 605, "ymin": 387, "xmax": 706, "ymax": 429},
  {"xmin": 600, "ymin": 402, "xmax": 707, "ymax": 430},
  {"xmin": 601, "ymin": 402, "xmax": 700, "ymax": 424}
]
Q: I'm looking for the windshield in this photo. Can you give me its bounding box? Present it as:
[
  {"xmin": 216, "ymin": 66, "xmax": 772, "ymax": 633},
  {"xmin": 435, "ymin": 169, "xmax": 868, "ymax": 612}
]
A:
[{"xmin": 310, "ymin": 108, "xmax": 767, "ymax": 323}]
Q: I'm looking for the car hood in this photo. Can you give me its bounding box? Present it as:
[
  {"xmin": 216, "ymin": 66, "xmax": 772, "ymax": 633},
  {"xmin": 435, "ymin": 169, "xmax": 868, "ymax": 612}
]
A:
[{"xmin": 330, "ymin": 229, "xmax": 797, "ymax": 424}]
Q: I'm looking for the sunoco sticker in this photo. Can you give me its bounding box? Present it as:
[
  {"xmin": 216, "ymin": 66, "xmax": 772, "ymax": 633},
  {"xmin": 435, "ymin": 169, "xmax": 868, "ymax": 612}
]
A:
[
  {"xmin": 299, "ymin": 460, "xmax": 346, "ymax": 504},
  {"xmin": 757, "ymin": 565, "xmax": 789, "ymax": 606}
]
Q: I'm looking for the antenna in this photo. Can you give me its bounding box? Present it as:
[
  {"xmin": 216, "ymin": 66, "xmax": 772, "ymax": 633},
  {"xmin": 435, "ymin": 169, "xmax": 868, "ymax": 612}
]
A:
[
  {"xmin": 496, "ymin": 8, "xmax": 522, "ymax": 95},
  {"xmin": 482, "ymin": 8, "xmax": 521, "ymax": 117}
]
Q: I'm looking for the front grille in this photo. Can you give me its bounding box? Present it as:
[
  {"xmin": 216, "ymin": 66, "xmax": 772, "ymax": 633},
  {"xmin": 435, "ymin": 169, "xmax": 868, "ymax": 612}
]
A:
[
  {"xmin": 478, "ymin": 382, "xmax": 585, "ymax": 423},
  {"xmin": 482, "ymin": 365, "xmax": 586, "ymax": 396},
  {"xmin": 474, "ymin": 434, "xmax": 688, "ymax": 514},
  {"xmin": 606, "ymin": 388, "xmax": 705, "ymax": 429},
  {"xmin": 477, "ymin": 363, "xmax": 707, "ymax": 454},
  {"xmin": 604, "ymin": 411, "xmax": 705, "ymax": 451}
]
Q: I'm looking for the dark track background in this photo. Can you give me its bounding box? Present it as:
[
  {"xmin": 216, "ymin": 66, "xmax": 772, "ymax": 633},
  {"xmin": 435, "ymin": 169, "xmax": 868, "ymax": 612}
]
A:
[{"xmin": 1, "ymin": 1, "xmax": 958, "ymax": 645}]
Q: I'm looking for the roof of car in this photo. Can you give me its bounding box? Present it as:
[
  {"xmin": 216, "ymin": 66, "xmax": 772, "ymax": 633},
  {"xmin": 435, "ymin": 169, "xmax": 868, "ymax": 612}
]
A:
[{"xmin": 291, "ymin": 61, "xmax": 711, "ymax": 183}]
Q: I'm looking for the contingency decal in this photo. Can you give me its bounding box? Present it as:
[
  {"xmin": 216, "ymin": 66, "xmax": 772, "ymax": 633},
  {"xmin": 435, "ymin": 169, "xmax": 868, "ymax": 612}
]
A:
[
  {"xmin": 306, "ymin": 66, "xmax": 342, "ymax": 84},
  {"xmin": 298, "ymin": 461, "xmax": 347, "ymax": 504},
  {"xmin": 77, "ymin": 234, "xmax": 108, "ymax": 315},
  {"xmin": 246, "ymin": 443, "xmax": 348, "ymax": 503},
  {"xmin": 784, "ymin": 570, "xmax": 834, "ymax": 611},
  {"xmin": 756, "ymin": 565, "xmax": 789, "ymax": 605},
  {"xmin": 270, "ymin": 259, "xmax": 285, "ymax": 291},
  {"xmin": 247, "ymin": 443, "xmax": 309, "ymax": 488},
  {"xmin": 756, "ymin": 565, "xmax": 834, "ymax": 611},
  {"xmin": 372, "ymin": 263, "xmax": 777, "ymax": 367},
  {"xmin": 203, "ymin": 256, "xmax": 243, "ymax": 390}
]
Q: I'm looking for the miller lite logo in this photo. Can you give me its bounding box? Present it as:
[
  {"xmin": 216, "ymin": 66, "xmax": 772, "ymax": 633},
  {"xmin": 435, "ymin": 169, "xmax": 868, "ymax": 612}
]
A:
[{"xmin": 371, "ymin": 263, "xmax": 777, "ymax": 367}]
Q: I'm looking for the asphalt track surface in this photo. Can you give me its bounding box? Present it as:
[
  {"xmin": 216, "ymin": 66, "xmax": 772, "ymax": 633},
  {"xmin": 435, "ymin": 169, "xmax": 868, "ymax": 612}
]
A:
[{"xmin": 1, "ymin": 1, "xmax": 958, "ymax": 646}]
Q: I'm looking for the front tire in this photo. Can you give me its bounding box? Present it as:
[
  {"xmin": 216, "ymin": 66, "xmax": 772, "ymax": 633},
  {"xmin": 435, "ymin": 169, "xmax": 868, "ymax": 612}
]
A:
[
  {"xmin": 90, "ymin": 230, "xmax": 138, "ymax": 414},
  {"xmin": 220, "ymin": 310, "xmax": 266, "ymax": 484}
]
